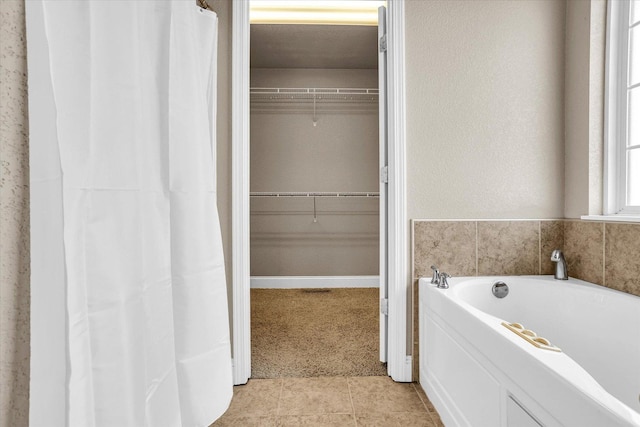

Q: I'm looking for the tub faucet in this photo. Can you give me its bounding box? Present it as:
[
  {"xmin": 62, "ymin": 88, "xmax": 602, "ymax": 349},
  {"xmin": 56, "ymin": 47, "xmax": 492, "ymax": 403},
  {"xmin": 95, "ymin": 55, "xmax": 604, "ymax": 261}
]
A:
[
  {"xmin": 550, "ymin": 250, "xmax": 568, "ymax": 280},
  {"xmin": 438, "ymin": 272, "xmax": 451, "ymax": 289},
  {"xmin": 430, "ymin": 265, "xmax": 440, "ymax": 284}
]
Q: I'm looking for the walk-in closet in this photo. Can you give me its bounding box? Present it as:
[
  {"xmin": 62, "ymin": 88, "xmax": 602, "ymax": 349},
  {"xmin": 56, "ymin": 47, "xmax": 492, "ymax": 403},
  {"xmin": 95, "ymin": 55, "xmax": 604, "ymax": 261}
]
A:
[{"xmin": 249, "ymin": 21, "xmax": 385, "ymax": 378}]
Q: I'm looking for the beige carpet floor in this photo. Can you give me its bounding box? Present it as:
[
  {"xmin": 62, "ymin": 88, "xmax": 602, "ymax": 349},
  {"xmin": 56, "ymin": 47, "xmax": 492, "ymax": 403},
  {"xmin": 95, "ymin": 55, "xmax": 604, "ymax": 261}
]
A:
[{"xmin": 251, "ymin": 288, "xmax": 387, "ymax": 378}]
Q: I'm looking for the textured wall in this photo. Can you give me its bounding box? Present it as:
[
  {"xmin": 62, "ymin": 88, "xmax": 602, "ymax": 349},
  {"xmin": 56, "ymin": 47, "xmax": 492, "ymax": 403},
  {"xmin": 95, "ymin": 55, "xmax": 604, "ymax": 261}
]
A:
[
  {"xmin": 0, "ymin": 0, "xmax": 30, "ymax": 425},
  {"xmin": 405, "ymin": 0, "xmax": 566, "ymax": 220},
  {"xmin": 564, "ymin": 0, "xmax": 606, "ymax": 218}
]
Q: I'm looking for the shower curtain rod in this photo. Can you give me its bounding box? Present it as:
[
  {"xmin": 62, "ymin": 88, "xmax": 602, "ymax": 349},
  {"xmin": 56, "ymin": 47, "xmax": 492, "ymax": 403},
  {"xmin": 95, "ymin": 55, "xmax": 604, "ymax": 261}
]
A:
[{"xmin": 250, "ymin": 192, "xmax": 379, "ymax": 198}]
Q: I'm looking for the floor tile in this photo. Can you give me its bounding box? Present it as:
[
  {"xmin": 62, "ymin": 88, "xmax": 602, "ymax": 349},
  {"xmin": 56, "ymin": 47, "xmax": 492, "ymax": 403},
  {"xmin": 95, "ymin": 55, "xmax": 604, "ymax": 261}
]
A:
[
  {"xmin": 223, "ymin": 378, "xmax": 282, "ymax": 417},
  {"xmin": 277, "ymin": 414, "xmax": 356, "ymax": 426},
  {"xmin": 430, "ymin": 413, "xmax": 445, "ymax": 427},
  {"xmin": 212, "ymin": 376, "xmax": 445, "ymax": 426},
  {"xmin": 279, "ymin": 377, "xmax": 353, "ymax": 415},
  {"xmin": 413, "ymin": 383, "xmax": 437, "ymax": 413},
  {"xmin": 211, "ymin": 415, "xmax": 277, "ymax": 426},
  {"xmin": 348, "ymin": 377, "xmax": 426, "ymax": 414},
  {"xmin": 413, "ymin": 384, "xmax": 445, "ymax": 425},
  {"xmin": 355, "ymin": 412, "xmax": 435, "ymax": 426}
]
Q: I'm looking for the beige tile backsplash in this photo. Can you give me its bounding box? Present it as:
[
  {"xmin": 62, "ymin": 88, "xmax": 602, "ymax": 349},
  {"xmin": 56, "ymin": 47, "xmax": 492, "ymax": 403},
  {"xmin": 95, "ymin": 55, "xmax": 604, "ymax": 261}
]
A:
[
  {"xmin": 413, "ymin": 220, "xmax": 565, "ymax": 279},
  {"xmin": 540, "ymin": 220, "xmax": 564, "ymax": 275},
  {"xmin": 477, "ymin": 221, "xmax": 540, "ymax": 275},
  {"xmin": 604, "ymin": 223, "xmax": 640, "ymax": 297},
  {"xmin": 413, "ymin": 219, "xmax": 640, "ymax": 297},
  {"xmin": 561, "ymin": 220, "xmax": 640, "ymax": 297},
  {"xmin": 563, "ymin": 220, "xmax": 605, "ymax": 285},
  {"xmin": 413, "ymin": 221, "xmax": 476, "ymax": 278}
]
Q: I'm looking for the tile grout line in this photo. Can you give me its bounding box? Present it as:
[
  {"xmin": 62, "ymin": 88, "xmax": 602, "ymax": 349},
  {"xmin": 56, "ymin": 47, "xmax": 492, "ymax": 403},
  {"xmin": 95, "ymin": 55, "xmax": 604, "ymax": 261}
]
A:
[
  {"xmin": 412, "ymin": 383, "xmax": 429, "ymax": 411},
  {"xmin": 538, "ymin": 221, "xmax": 542, "ymax": 274},
  {"xmin": 602, "ymin": 222, "xmax": 606, "ymax": 287},
  {"xmin": 276, "ymin": 378, "xmax": 284, "ymax": 417},
  {"xmin": 346, "ymin": 377, "xmax": 357, "ymax": 426},
  {"xmin": 410, "ymin": 220, "xmax": 415, "ymax": 283},
  {"xmin": 412, "ymin": 383, "xmax": 439, "ymax": 426},
  {"xmin": 427, "ymin": 410, "xmax": 440, "ymax": 427},
  {"xmin": 475, "ymin": 221, "xmax": 478, "ymax": 276}
]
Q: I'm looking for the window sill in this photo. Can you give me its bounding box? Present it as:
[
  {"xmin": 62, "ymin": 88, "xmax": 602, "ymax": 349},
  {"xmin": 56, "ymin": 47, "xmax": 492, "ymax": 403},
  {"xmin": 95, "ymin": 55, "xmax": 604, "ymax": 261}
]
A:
[{"xmin": 580, "ymin": 215, "xmax": 640, "ymax": 223}]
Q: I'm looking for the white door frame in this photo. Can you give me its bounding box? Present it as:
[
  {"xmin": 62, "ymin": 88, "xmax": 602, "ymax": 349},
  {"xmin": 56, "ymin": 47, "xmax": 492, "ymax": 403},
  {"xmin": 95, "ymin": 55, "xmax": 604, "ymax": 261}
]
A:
[
  {"xmin": 231, "ymin": 0, "xmax": 410, "ymax": 385},
  {"xmin": 378, "ymin": 5, "xmax": 389, "ymax": 364}
]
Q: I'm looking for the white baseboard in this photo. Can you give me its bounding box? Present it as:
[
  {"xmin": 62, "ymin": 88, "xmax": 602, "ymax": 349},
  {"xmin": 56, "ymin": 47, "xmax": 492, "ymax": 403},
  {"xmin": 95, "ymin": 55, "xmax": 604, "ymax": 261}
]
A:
[{"xmin": 250, "ymin": 275, "xmax": 380, "ymax": 289}]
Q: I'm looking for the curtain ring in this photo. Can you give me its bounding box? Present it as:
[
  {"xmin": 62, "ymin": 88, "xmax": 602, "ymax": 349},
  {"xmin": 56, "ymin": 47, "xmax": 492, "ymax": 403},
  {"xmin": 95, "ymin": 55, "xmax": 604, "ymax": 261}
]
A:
[{"xmin": 197, "ymin": 0, "xmax": 211, "ymax": 10}]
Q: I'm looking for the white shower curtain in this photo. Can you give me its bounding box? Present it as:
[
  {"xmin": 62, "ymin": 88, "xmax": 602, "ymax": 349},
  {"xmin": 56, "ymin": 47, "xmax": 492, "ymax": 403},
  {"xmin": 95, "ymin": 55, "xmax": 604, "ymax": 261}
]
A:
[{"xmin": 26, "ymin": 1, "xmax": 232, "ymax": 426}]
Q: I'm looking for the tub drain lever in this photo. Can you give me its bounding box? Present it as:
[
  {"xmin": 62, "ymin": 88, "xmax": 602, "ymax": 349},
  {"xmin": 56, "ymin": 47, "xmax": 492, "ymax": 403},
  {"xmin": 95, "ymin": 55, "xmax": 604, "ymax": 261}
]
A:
[{"xmin": 492, "ymin": 281, "xmax": 509, "ymax": 298}]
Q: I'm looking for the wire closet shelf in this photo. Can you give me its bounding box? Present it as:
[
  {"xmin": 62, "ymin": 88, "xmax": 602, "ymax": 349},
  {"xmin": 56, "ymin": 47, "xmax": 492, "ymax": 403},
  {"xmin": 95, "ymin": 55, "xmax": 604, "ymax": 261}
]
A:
[
  {"xmin": 250, "ymin": 192, "xmax": 379, "ymax": 198},
  {"xmin": 250, "ymin": 87, "xmax": 379, "ymax": 103},
  {"xmin": 250, "ymin": 192, "xmax": 379, "ymax": 222}
]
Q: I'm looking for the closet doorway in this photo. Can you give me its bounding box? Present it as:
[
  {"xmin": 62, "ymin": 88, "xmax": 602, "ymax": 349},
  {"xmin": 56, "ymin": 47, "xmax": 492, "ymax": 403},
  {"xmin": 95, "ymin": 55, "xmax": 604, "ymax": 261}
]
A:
[
  {"xmin": 232, "ymin": 1, "xmax": 411, "ymax": 384},
  {"xmin": 249, "ymin": 8, "xmax": 385, "ymax": 379}
]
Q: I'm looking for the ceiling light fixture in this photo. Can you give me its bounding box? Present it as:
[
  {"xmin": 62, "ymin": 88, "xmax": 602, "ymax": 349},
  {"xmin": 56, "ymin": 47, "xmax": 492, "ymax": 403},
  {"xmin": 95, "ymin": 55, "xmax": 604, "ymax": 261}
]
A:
[{"xmin": 250, "ymin": 1, "xmax": 386, "ymax": 26}]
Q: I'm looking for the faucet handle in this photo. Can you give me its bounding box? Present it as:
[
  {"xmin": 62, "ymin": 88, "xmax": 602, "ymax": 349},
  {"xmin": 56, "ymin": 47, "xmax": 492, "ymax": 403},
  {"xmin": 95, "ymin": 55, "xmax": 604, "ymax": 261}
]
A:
[
  {"xmin": 430, "ymin": 265, "xmax": 440, "ymax": 284},
  {"xmin": 550, "ymin": 249, "xmax": 564, "ymax": 261},
  {"xmin": 438, "ymin": 272, "xmax": 451, "ymax": 289}
]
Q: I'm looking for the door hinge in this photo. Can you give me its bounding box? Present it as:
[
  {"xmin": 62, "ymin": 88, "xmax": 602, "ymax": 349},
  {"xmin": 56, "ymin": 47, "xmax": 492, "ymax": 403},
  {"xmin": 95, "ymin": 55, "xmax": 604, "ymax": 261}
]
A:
[
  {"xmin": 380, "ymin": 298, "xmax": 389, "ymax": 316},
  {"xmin": 380, "ymin": 166, "xmax": 389, "ymax": 184},
  {"xmin": 379, "ymin": 34, "xmax": 387, "ymax": 53}
]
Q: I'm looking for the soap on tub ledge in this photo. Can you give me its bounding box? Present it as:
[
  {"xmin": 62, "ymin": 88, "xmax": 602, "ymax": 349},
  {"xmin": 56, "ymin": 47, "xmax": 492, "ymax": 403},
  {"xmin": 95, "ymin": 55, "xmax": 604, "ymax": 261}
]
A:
[{"xmin": 501, "ymin": 321, "xmax": 561, "ymax": 352}]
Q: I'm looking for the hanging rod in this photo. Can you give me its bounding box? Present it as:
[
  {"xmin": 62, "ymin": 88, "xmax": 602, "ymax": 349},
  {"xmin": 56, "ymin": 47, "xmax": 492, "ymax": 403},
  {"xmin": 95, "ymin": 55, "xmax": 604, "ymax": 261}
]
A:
[
  {"xmin": 250, "ymin": 192, "xmax": 379, "ymax": 198},
  {"xmin": 250, "ymin": 87, "xmax": 379, "ymax": 102}
]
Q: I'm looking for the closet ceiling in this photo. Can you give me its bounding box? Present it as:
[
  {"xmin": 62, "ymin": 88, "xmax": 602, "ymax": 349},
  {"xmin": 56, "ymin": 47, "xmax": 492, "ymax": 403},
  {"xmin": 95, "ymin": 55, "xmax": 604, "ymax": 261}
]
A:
[{"xmin": 250, "ymin": 24, "xmax": 378, "ymax": 69}]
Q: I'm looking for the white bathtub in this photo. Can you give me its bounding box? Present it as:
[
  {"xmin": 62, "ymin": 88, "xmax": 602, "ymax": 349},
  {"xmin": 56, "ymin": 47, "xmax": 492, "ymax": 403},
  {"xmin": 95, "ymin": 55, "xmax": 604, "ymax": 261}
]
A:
[{"xmin": 418, "ymin": 275, "xmax": 640, "ymax": 427}]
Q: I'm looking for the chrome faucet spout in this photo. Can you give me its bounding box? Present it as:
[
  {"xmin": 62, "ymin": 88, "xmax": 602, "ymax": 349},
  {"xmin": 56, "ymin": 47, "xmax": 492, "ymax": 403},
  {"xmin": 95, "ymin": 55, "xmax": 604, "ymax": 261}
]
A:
[{"xmin": 550, "ymin": 249, "xmax": 568, "ymax": 280}]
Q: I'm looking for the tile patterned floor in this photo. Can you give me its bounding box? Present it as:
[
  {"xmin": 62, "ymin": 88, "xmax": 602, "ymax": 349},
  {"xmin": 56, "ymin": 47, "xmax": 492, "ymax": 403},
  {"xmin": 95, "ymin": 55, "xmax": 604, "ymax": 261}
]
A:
[{"xmin": 212, "ymin": 376, "xmax": 444, "ymax": 427}]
